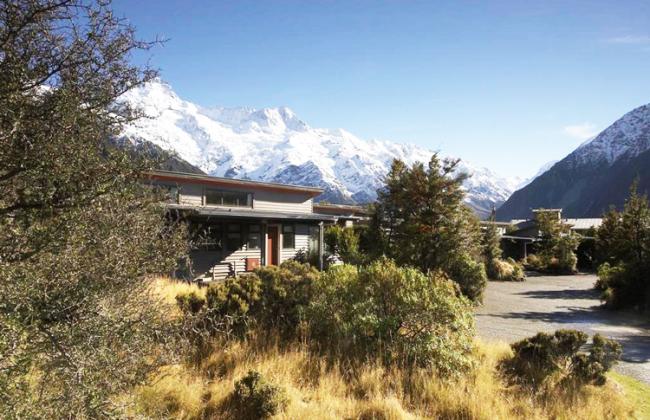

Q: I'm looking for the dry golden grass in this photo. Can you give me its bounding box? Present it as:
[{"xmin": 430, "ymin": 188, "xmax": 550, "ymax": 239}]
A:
[
  {"xmin": 132, "ymin": 337, "xmax": 634, "ymax": 420},
  {"xmin": 149, "ymin": 277, "xmax": 206, "ymax": 319},
  {"xmin": 131, "ymin": 278, "xmax": 637, "ymax": 419}
]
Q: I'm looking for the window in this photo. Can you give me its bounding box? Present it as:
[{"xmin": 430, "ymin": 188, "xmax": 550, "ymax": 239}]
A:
[
  {"xmin": 282, "ymin": 224, "xmax": 295, "ymax": 249},
  {"xmin": 205, "ymin": 188, "xmax": 250, "ymax": 207},
  {"xmin": 190, "ymin": 224, "xmax": 222, "ymax": 251},
  {"xmin": 226, "ymin": 224, "xmax": 242, "ymax": 250},
  {"xmin": 247, "ymin": 225, "xmax": 261, "ymax": 250},
  {"xmin": 309, "ymin": 225, "xmax": 320, "ymax": 254}
]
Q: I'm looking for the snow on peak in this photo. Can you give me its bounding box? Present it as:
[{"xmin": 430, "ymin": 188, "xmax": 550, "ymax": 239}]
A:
[
  {"xmin": 572, "ymin": 104, "xmax": 650, "ymax": 166},
  {"xmin": 118, "ymin": 80, "xmax": 517, "ymax": 215}
]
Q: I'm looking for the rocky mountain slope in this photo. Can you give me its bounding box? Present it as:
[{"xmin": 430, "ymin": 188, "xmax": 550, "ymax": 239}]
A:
[
  {"xmin": 497, "ymin": 104, "xmax": 650, "ymax": 220},
  {"xmin": 118, "ymin": 80, "xmax": 519, "ymax": 217}
]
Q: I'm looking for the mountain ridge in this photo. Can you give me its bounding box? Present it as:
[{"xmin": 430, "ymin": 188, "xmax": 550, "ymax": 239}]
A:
[
  {"xmin": 497, "ymin": 103, "xmax": 650, "ymax": 220},
  {"xmin": 118, "ymin": 79, "xmax": 520, "ymax": 217}
]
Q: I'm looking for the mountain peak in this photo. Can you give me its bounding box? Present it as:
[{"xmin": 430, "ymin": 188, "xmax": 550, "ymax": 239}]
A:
[
  {"xmin": 119, "ymin": 81, "xmax": 517, "ymax": 217},
  {"xmin": 571, "ymin": 103, "xmax": 650, "ymax": 166},
  {"xmin": 497, "ymin": 101, "xmax": 650, "ymax": 220}
]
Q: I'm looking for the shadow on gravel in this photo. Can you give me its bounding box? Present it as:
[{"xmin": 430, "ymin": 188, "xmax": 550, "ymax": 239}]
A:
[
  {"xmin": 516, "ymin": 288, "xmax": 599, "ymax": 300},
  {"xmin": 488, "ymin": 307, "xmax": 601, "ymax": 324},
  {"xmin": 487, "ymin": 308, "xmax": 650, "ymax": 364}
]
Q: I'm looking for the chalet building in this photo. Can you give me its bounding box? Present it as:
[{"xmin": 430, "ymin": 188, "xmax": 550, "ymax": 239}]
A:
[
  {"xmin": 500, "ymin": 208, "xmax": 602, "ymax": 258},
  {"xmin": 146, "ymin": 170, "xmax": 367, "ymax": 282}
]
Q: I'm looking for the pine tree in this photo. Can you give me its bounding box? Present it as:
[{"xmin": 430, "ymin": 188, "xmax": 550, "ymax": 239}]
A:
[{"xmin": 371, "ymin": 155, "xmax": 486, "ymax": 302}]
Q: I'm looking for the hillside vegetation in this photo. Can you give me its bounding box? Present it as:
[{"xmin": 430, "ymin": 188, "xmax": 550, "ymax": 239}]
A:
[{"xmin": 129, "ymin": 277, "xmax": 634, "ymax": 420}]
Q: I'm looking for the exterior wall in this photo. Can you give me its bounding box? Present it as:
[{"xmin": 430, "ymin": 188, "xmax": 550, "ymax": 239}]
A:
[
  {"xmin": 191, "ymin": 221, "xmax": 319, "ymax": 282},
  {"xmin": 178, "ymin": 183, "xmax": 203, "ymax": 206},
  {"xmin": 280, "ymin": 224, "xmax": 310, "ymax": 262},
  {"xmin": 253, "ymin": 190, "xmax": 312, "ymax": 214},
  {"xmin": 152, "ymin": 179, "xmax": 313, "ymax": 214}
]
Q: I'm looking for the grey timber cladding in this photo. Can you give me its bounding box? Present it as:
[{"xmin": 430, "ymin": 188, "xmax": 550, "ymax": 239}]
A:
[{"xmin": 153, "ymin": 179, "xmax": 313, "ymax": 214}]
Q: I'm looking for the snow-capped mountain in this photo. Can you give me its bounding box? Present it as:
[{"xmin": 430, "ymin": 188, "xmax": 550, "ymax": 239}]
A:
[
  {"xmin": 570, "ymin": 105, "xmax": 650, "ymax": 166},
  {"xmin": 498, "ymin": 103, "xmax": 650, "ymax": 220},
  {"xmin": 119, "ymin": 80, "xmax": 517, "ymax": 217}
]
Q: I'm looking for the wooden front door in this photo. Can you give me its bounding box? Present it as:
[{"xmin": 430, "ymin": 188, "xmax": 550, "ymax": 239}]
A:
[{"xmin": 267, "ymin": 226, "xmax": 279, "ymax": 266}]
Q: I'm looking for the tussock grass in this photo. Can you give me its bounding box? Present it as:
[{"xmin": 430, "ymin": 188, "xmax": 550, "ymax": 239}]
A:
[
  {"xmin": 149, "ymin": 277, "xmax": 206, "ymax": 318},
  {"xmin": 132, "ymin": 278, "xmax": 636, "ymax": 419},
  {"xmin": 133, "ymin": 337, "xmax": 633, "ymax": 419}
]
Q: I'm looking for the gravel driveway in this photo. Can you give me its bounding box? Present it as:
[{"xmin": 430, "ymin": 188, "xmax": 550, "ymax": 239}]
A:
[{"xmin": 475, "ymin": 274, "xmax": 650, "ymax": 384}]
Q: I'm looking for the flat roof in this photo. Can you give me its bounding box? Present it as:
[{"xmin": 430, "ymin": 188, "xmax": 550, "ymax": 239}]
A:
[
  {"xmin": 146, "ymin": 170, "xmax": 324, "ymax": 196},
  {"xmin": 166, "ymin": 204, "xmax": 338, "ymax": 222}
]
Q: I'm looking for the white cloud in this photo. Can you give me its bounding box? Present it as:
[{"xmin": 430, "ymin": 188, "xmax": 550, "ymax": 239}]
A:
[
  {"xmin": 605, "ymin": 35, "xmax": 650, "ymax": 45},
  {"xmin": 563, "ymin": 122, "xmax": 598, "ymax": 140}
]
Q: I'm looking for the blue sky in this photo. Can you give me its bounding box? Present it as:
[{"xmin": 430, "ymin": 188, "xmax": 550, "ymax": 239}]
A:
[{"xmin": 113, "ymin": 0, "xmax": 650, "ymax": 178}]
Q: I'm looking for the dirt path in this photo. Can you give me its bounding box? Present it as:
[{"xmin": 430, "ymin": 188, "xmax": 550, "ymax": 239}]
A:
[{"xmin": 475, "ymin": 274, "xmax": 650, "ymax": 384}]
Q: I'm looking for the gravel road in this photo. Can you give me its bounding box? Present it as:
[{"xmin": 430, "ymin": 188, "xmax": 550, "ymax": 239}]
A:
[{"xmin": 475, "ymin": 274, "xmax": 650, "ymax": 384}]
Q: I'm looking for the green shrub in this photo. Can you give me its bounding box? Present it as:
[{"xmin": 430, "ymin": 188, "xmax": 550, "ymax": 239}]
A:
[
  {"xmin": 503, "ymin": 329, "xmax": 622, "ymax": 391},
  {"xmin": 448, "ymin": 254, "xmax": 488, "ymax": 303},
  {"xmin": 175, "ymin": 291, "xmax": 206, "ymax": 314},
  {"xmin": 252, "ymin": 260, "xmax": 317, "ymax": 335},
  {"xmin": 189, "ymin": 261, "xmax": 316, "ymax": 337},
  {"xmin": 232, "ymin": 370, "xmax": 288, "ymax": 419},
  {"xmin": 324, "ymin": 225, "xmax": 365, "ymax": 265},
  {"xmin": 596, "ymin": 261, "xmax": 648, "ymax": 309},
  {"xmin": 309, "ymin": 258, "xmax": 475, "ymax": 374},
  {"xmin": 205, "ymin": 275, "xmax": 262, "ymax": 335}
]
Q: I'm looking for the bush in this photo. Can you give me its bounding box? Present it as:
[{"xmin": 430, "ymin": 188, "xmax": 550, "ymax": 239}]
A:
[
  {"xmin": 232, "ymin": 370, "xmax": 288, "ymax": 419},
  {"xmin": 252, "ymin": 260, "xmax": 317, "ymax": 335},
  {"xmin": 184, "ymin": 261, "xmax": 316, "ymax": 338},
  {"xmin": 175, "ymin": 291, "xmax": 206, "ymax": 314},
  {"xmin": 487, "ymin": 258, "xmax": 525, "ymax": 281},
  {"xmin": 503, "ymin": 329, "xmax": 622, "ymax": 392},
  {"xmin": 448, "ymin": 254, "xmax": 488, "ymax": 303},
  {"xmin": 309, "ymin": 258, "xmax": 475, "ymax": 374},
  {"xmin": 596, "ymin": 261, "xmax": 648, "ymax": 309},
  {"xmin": 324, "ymin": 225, "xmax": 366, "ymax": 265},
  {"xmin": 204, "ymin": 274, "xmax": 262, "ymax": 335}
]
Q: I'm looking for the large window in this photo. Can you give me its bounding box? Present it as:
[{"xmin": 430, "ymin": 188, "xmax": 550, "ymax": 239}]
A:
[
  {"xmin": 205, "ymin": 188, "xmax": 250, "ymax": 207},
  {"xmin": 247, "ymin": 225, "xmax": 261, "ymax": 250},
  {"xmin": 282, "ymin": 224, "xmax": 295, "ymax": 249}
]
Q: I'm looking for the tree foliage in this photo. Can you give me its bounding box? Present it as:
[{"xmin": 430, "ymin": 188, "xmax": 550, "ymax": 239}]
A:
[
  {"xmin": 0, "ymin": 1, "xmax": 187, "ymax": 417},
  {"xmin": 482, "ymin": 210, "xmax": 525, "ymax": 281},
  {"xmin": 324, "ymin": 224, "xmax": 365, "ymax": 265},
  {"xmin": 503, "ymin": 330, "xmax": 622, "ymax": 392},
  {"xmin": 529, "ymin": 211, "xmax": 580, "ymax": 274},
  {"xmin": 308, "ymin": 258, "xmax": 476, "ymax": 374},
  {"xmin": 595, "ymin": 183, "xmax": 650, "ymax": 310},
  {"xmin": 368, "ymin": 155, "xmax": 487, "ymax": 301}
]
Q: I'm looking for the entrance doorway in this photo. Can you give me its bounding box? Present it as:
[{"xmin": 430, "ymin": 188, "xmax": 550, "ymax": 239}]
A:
[{"xmin": 266, "ymin": 225, "xmax": 279, "ymax": 266}]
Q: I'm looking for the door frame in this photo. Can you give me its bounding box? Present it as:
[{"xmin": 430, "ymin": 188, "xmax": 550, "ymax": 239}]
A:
[{"xmin": 266, "ymin": 224, "xmax": 281, "ymax": 266}]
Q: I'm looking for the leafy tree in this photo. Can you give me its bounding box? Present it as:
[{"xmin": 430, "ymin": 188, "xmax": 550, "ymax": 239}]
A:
[
  {"xmin": 481, "ymin": 209, "xmax": 523, "ymax": 281},
  {"xmin": 324, "ymin": 224, "xmax": 365, "ymax": 265},
  {"xmin": 370, "ymin": 155, "xmax": 487, "ymax": 301},
  {"xmin": 482, "ymin": 210, "xmax": 503, "ymax": 265},
  {"xmin": 0, "ymin": 1, "xmax": 187, "ymax": 417},
  {"xmin": 595, "ymin": 183, "xmax": 650, "ymax": 310},
  {"xmin": 309, "ymin": 258, "xmax": 475, "ymax": 374},
  {"xmin": 533, "ymin": 211, "xmax": 581, "ymax": 274}
]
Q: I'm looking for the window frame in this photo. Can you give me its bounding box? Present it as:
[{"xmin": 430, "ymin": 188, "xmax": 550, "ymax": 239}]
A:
[
  {"xmin": 204, "ymin": 187, "xmax": 251, "ymax": 208},
  {"xmin": 282, "ymin": 224, "xmax": 295, "ymax": 249},
  {"xmin": 247, "ymin": 224, "xmax": 261, "ymax": 250}
]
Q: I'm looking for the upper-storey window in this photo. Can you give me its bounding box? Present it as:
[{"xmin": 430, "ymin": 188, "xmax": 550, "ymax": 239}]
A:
[{"xmin": 204, "ymin": 188, "xmax": 251, "ymax": 207}]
